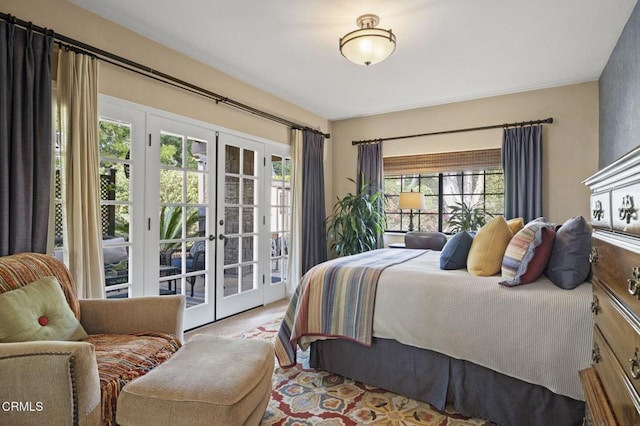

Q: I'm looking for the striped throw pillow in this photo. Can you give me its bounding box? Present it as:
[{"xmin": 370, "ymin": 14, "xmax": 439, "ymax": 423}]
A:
[{"xmin": 500, "ymin": 222, "xmax": 556, "ymax": 286}]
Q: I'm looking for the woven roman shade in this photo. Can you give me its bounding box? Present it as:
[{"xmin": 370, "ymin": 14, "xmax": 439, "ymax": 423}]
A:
[{"xmin": 384, "ymin": 148, "xmax": 501, "ymax": 175}]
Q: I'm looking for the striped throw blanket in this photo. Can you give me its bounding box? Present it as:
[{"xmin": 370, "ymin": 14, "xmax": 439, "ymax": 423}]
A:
[{"xmin": 275, "ymin": 248, "xmax": 425, "ymax": 367}]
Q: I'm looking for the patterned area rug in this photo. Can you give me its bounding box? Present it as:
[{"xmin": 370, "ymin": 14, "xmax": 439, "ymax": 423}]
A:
[{"xmin": 234, "ymin": 317, "xmax": 494, "ymax": 426}]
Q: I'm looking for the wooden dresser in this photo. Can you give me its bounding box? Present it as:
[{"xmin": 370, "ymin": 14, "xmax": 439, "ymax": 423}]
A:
[{"xmin": 582, "ymin": 146, "xmax": 640, "ymax": 425}]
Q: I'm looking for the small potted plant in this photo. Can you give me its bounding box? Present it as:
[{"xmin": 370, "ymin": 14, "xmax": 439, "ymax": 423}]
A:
[{"xmin": 445, "ymin": 200, "xmax": 492, "ymax": 233}]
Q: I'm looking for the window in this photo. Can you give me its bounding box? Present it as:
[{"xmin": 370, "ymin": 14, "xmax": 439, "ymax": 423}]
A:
[
  {"xmin": 270, "ymin": 154, "xmax": 291, "ymax": 286},
  {"xmin": 99, "ymin": 118, "xmax": 134, "ymax": 298},
  {"xmin": 383, "ymin": 149, "xmax": 504, "ymax": 233}
]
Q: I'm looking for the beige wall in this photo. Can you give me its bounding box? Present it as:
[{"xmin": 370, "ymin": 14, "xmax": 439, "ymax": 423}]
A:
[
  {"xmin": 2, "ymin": 0, "xmax": 329, "ymax": 142},
  {"xmin": 2, "ymin": 0, "xmax": 598, "ymax": 225},
  {"xmin": 331, "ymin": 82, "xmax": 599, "ymax": 224},
  {"xmin": 2, "ymin": 0, "xmax": 333, "ymax": 204}
]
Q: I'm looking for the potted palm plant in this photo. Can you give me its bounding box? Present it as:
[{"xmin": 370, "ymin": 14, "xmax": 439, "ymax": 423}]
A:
[
  {"xmin": 326, "ymin": 178, "xmax": 386, "ymax": 257},
  {"xmin": 445, "ymin": 200, "xmax": 492, "ymax": 233}
]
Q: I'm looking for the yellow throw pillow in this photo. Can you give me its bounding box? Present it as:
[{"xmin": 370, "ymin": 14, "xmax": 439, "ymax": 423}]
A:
[
  {"xmin": 467, "ymin": 216, "xmax": 514, "ymax": 276},
  {"xmin": 0, "ymin": 276, "xmax": 88, "ymax": 343},
  {"xmin": 507, "ymin": 217, "xmax": 524, "ymax": 235}
]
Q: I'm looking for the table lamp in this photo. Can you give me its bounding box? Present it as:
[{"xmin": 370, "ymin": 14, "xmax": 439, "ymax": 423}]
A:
[{"xmin": 399, "ymin": 192, "xmax": 425, "ymax": 232}]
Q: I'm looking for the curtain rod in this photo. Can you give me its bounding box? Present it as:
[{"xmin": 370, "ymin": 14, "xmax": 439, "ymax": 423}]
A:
[
  {"xmin": 351, "ymin": 117, "xmax": 553, "ymax": 146},
  {"xmin": 0, "ymin": 12, "xmax": 330, "ymax": 139}
]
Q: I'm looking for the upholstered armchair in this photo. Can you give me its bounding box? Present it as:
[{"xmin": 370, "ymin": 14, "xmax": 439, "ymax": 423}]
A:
[{"xmin": 0, "ymin": 253, "xmax": 185, "ymax": 426}]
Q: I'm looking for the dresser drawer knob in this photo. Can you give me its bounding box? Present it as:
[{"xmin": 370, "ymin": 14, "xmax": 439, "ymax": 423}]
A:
[
  {"xmin": 618, "ymin": 194, "xmax": 637, "ymax": 224},
  {"xmin": 630, "ymin": 348, "xmax": 640, "ymax": 379},
  {"xmin": 628, "ymin": 267, "xmax": 640, "ymax": 296},
  {"xmin": 589, "ymin": 247, "xmax": 599, "ymax": 264},
  {"xmin": 592, "ymin": 200, "xmax": 605, "ymax": 221},
  {"xmin": 592, "ymin": 343, "xmax": 601, "ymax": 364},
  {"xmin": 590, "ymin": 295, "xmax": 600, "ymax": 315}
]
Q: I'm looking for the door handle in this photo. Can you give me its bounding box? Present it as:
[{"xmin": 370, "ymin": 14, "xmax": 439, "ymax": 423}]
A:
[
  {"xmin": 208, "ymin": 234, "xmax": 215, "ymax": 241},
  {"xmin": 218, "ymin": 234, "xmax": 226, "ymax": 241}
]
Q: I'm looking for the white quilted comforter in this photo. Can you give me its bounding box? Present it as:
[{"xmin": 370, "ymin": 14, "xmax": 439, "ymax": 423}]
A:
[{"xmin": 372, "ymin": 249, "xmax": 593, "ymax": 401}]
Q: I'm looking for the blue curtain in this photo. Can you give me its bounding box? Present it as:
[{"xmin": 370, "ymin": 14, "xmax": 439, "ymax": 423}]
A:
[
  {"xmin": 357, "ymin": 141, "xmax": 384, "ymax": 248},
  {"xmin": 501, "ymin": 125, "xmax": 543, "ymax": 223},
  {"xmin": 0, "ymin": 21, "xmax": 53, "ymax": 255},
  {"xmin": 356, "ymin": 141, "xmax": 383, "ymax": 194},
  {"xmin": 301, "ymin": 131, "xmax": 327, "ymax": 274}
]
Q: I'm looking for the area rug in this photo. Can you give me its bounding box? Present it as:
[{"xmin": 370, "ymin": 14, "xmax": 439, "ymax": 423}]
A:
[{"xmin": 234, "ymin": 317, "xmax": 495, "ymax": 426}]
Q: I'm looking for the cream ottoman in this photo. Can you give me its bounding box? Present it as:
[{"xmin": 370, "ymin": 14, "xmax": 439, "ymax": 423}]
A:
[{"xmin": 116, "ymin": 334, "xmax": 274, "ymax": 426}]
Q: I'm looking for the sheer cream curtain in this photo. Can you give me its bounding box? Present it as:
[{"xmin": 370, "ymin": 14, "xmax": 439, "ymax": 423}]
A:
[
  {"xmin": 57, "ymin": 49, "xmax": 105, "ymax": 298},
  {"xmin": 287, "ymin": 129, "xmax": 303, "ymax": 296}
]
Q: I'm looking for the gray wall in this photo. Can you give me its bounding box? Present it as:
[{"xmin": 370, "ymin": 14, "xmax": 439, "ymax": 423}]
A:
[{"xmin": 600, "ymin": 2, "xmax": 640, "ymax": 168}]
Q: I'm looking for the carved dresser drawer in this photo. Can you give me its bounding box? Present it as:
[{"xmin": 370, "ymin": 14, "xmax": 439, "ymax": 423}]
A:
[
  {"xmin": 592, "ymin": 236, "xmax": 640, "ymax": 321},
  {"xmin": 591, "ymin": 325, "xmax": 640, "ymax": 425},
  {"xmin": 592, "ymin": 277, "xmax": 640, "ymax": 397},
  {"xmin": 583, "ymin": 146, "xmax": 640, "ymax": 425}
]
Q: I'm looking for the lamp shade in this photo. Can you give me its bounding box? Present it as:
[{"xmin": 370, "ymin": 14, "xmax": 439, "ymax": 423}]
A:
[
  {"xmin": 340, "ymin": 14, "xmax": 396, "ymax": 66},
  {"xmin": 399, "ymin": 192, "xmax": 425, "ymax": 210}
]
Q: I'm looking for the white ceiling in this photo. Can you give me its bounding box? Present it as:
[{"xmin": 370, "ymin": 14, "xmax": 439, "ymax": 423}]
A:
[{"xmin": 70, "ymin": 0, "xmax": 637, "ymax": 121}]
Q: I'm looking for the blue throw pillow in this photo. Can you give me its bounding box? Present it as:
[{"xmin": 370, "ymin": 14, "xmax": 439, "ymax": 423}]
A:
[
  {"xmin": 440, "ymin": 231, "xmax": 473, "ymax": 270},
  {"xmin": 544, "ymin": 216, "xmax": 591, "ymax": 289}
]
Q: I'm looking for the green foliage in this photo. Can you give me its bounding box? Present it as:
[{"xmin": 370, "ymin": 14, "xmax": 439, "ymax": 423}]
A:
[
  {"xmin": 159, "ymin": 206, "xmax": 202, "ymax": 261},
  {"xmin": 272, "ymin": 158, "xmax": 291, "ymax": 181},
  {"xmin": 160, "ymin": 206, "xmax": 201, "ymax": 241},
  {"xmin": 326, "ymin": 178, "xmax": 387, "ymax": 257},
  {"xmin": 445, "ymin": 200, "xmax": 492, "ymax": 233},
  {"xmin": 98, "ymin": 121, "xmax": 204, "ymax": 244},
  {"xmin": 99, "ymin": 121, "xmax": 130, "ymax": 159}
]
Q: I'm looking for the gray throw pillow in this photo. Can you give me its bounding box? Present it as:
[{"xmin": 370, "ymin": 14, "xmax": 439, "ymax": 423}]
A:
[
  {"xmin": 544, "ymin": 216, "xmax": 591, "ymax": 289},
  {"xmin": 439, "ymin": 231, "xmax": 473, "ymax": 270}
]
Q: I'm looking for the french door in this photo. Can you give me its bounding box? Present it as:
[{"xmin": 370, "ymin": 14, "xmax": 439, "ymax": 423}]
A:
[
  {"xmin": 149, "ymin": 116, "xmax": 216, "ymax": 329},
  {"xmin": 98, "ymin": 96, "xmax": 288, "ymax": 330},
  {"xmin": 215, "ymin": 133, "xmax": 288, "ymax": 319},
  {"xmin": 216, "ymin": 133, "xmax": 266, "ymax": 319}
]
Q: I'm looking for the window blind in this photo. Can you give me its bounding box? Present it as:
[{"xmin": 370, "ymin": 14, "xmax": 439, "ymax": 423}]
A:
[{"xmin": 383, "ymin": 148, "xmax": 501, "ymax": 175}]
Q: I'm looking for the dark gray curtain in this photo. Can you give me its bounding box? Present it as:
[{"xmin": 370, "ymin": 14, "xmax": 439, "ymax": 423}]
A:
[
  {"xmin": 357, "ymin": 141, "xmax": 384, "ymax": 248},
  {"xmin": 302, "ymin": 130, "xmax": 327, "ymax": 274},
  {"xmin": 356, "ymin": 141, "xmax": 383, "ymax": 194},
  {"xmin": 501, "ymin": 125, "xmax": 542, "ymax": 223},
  {"xmin": 0, "ymin": 21, "xmax": 53, "ymax": 256}
]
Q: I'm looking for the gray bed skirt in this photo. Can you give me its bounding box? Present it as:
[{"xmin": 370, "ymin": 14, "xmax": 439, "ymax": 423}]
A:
[{"xmin": 309, "ymin": 337, "xmax": 584, "ymax": 426}]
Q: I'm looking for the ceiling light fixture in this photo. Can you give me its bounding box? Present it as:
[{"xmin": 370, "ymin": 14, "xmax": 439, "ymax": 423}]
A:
[{"xmin": 339, "ymin": 14, "xmax": 396, "ymax": 66}]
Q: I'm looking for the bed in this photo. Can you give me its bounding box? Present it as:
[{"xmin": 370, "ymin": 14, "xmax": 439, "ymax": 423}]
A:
[{"xmin": 275, "ymin": 248, "xmax": 592, "ymax": 426}]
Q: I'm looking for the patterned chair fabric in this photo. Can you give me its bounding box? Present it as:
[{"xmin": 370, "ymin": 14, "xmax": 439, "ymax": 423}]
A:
[
  {"xmin": 0, "ymin": 252, "xmax": 80, "ymax": 318},
  {"xmin": 89, "ymin": 333, "xmax": 181, "ymax": 425},
  {"xmin": 0, "ymin": 253, "xmax": 182, "ymax": 426}
]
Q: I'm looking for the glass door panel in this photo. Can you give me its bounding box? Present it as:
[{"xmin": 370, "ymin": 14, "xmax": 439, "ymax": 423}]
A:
[
  {"xmin": 265, "ymin": 150, "xmax": 290, "ymax": 304},
  {"xmin": 98, "ymin": 118, "xmax": 134, "ymax": 299},
  {"xmin": 158, "ymin": 132, "xmax": 209, "ymax": 304},
  {"xmin": 216, "ymin": 133, "xmax": 265, "ymax": 319},
  {"xmin": 150, "ymin": 116, "xmax": 215, "ymax": 330}
]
